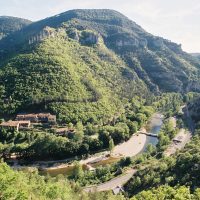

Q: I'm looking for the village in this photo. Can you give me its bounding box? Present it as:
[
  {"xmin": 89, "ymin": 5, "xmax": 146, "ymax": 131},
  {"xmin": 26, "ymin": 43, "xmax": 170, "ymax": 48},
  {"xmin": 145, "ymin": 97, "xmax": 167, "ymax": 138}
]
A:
[{"xmin": 0, "ymin": 113, "xmax": 76, "ymax": 137}]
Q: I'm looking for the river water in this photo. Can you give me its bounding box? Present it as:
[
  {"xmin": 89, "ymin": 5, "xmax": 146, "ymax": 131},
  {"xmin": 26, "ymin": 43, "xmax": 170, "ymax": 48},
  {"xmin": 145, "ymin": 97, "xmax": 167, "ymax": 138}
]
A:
[{"xmin": 143, "ymin": 113, "xmax": 164, "ymax": 147}]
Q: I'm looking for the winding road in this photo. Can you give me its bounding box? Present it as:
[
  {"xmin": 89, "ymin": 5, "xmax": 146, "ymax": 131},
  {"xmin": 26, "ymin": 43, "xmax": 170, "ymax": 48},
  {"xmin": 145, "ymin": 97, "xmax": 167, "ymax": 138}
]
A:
[{"xmin": 84, "ymin": 169, "xmax": 136, "ymax": 192}]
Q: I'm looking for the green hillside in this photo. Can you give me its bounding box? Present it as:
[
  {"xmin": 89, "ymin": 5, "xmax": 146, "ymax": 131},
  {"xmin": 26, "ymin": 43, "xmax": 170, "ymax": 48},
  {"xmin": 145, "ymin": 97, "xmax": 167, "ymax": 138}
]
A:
[
  {"xmin": 1, "ymin": 9, "xmax": 200, "ymax": 200},
  {"xmin": 0, "ymin": 28, "xmax": 147, "ymax": 123},
  {"xmin": 0, "ymin": 9, "xmax": 200, "ymax": 122},
  {"xmin": 0, "ymin": 16, "xmax": 31, "ymax": 40}
]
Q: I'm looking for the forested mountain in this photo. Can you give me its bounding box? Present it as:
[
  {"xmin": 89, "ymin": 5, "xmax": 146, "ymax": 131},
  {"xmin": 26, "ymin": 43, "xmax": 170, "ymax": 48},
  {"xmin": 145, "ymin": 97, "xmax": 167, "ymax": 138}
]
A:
[
  {"xmin": 191, "ymin": 53, "xmax": 200, "ymax": 57},
  {"xmin": 0, "ymin": 9, "xmax": 200, "ymax": 123},
  {"xmin": 1, "ymin": 9, "xmax": 200, "ymax": 200},
  {"xmin": 0, "ymin": 16, "xmax": 31, "ymax": 40},
  {"xmin": 191, "ymin": 53, "xmax": 200, "ymax": 62}
]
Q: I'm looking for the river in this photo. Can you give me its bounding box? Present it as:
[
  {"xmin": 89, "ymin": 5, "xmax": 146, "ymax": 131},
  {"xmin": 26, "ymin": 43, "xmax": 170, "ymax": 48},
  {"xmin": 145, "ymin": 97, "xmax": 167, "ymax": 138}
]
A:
[
  {"xmin": 12, "ymin": 113, "xmax": 164, "ymax": 177},
  {"xmin": 40, "ymin": 113, "xmax": 164, "ymax": 176},
  {"xmin": 143, "ymin": 113, "xmax": 164, "ymax": 147}
]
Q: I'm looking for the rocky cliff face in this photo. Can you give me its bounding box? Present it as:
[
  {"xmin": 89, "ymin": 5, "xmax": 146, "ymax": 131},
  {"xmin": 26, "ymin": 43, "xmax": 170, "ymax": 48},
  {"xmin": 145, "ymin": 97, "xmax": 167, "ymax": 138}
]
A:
[
  {"xmin": 28, "ymin": 26, "xmax": 56, "ymax": 44},
  {"xmin": 67, "ymin": 28, "xmax": 101, "ymax": 45}
]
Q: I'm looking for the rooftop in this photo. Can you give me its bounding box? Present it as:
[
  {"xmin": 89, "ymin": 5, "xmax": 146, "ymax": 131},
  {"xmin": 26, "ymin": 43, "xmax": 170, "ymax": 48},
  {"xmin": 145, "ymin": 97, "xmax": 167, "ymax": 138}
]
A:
[
  {"xmin": 0, "ymin": 121, "xmax": 19, "ymax": 127},
  {"xmin": 0, "ymin": 120, "xmax": 30, "ymax": 127}
]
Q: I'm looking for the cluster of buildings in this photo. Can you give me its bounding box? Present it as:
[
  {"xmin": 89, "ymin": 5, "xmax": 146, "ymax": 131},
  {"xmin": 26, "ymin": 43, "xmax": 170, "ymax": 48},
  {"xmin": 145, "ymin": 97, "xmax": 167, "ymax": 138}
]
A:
[
  {"xmin": 0, "ymin": 113, "xmax": 56, "ymax": 132},
  {"xmin": 16, "ymin": 113, "xmax": 56, "ymax": 123}
]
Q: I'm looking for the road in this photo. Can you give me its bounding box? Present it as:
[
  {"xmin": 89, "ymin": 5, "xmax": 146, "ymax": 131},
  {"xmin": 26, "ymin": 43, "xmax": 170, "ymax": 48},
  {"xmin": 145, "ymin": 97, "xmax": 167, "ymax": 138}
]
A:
[
  {"xmin": 84, "ymin": 169, "xmax": 136, "ymax": 192},
  {"xmin": 164, "ymin": 105, "xmax": 194, "ymax": 156},
  {"xmin": 164, "ymin": 128, "xmax": 192, "ymax": 156}
]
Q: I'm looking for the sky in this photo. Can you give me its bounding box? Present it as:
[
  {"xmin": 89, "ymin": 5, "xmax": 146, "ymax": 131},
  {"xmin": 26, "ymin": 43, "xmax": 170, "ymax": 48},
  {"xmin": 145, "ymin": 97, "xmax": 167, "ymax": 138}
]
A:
[{"xmin": 0, "ymin": 0, "xmax": 200, "ymax": 53}]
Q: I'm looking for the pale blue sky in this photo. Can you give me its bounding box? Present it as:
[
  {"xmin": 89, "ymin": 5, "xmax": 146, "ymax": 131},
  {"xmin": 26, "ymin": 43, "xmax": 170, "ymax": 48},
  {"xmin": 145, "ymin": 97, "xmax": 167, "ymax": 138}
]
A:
[{"xmin": 0, "ymin": 0, "xmax": 200, "ymax": 53}]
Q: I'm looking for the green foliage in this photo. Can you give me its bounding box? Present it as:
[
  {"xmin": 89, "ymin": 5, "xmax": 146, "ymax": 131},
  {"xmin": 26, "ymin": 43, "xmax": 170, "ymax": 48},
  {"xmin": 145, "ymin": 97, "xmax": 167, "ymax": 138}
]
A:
[
  {"xmin": 131, "ymin": 185, "xmax": 200, "ymax": 200},
  {"xmin": 72, "ymin": 161, "xmax": 84, "ymax": 180},
  {"xmin": 153, "ymin": 93, "xmax": 183, "ymax": 116},
  {"xmin": 0, "ymin": 161, "xmax": 77, "ymax": 199},
  {"xmin": 109, "ymin": 138, "xmax": 114, "ymax": 153},
  {"xmin": 0, "ymin": 161, "xmax": 125, "ymax": 200},
  {"xmin": 0, "ymin": 16, "xmax": 31, "ymax": 39},
  {"xmin": 125, "ymin": 134, "xmax": 200, "ymax": 197},
  {"xmin": 156, "ymin": 118, "xmax": 177, "ymax": 152}
]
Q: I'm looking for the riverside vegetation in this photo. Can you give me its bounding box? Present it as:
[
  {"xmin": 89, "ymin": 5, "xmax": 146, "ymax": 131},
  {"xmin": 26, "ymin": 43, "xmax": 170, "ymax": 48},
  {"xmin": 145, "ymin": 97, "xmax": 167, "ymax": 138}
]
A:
[{"xmin": 0, "ymin": 9, "xmax": 200, "ymax": 200}]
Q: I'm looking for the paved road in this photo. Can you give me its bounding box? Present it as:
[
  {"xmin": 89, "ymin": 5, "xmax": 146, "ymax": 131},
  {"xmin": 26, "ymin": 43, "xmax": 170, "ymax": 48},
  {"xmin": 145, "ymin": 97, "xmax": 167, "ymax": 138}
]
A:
[
  {"xmin": 84, "ymin": 169, "xmax": 136, "ymax": 192},
  {"xmin": 164, "ymin": 105, "xmax": 194, "ymax": 156}
]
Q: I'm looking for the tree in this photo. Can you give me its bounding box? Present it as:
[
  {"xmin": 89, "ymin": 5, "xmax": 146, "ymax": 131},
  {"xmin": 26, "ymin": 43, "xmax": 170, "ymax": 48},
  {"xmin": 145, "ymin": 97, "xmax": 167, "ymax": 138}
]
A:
[
  {"xmin": 73, "ymin": 130, "xmax": 84, "ymax": 142},
  {"xmin": 135, "ymin": 113, "xmax": 147, "ymax": 126},
  {"xmin": 146, "ymin": 144, "xmax": 156, "ymax": 155},
  {"xmin": 99, "ymin": 130, "xmax": 110, "ymax": 148},
  {"xmin": 76, "ymin": 121, "xmax": 84, "ymax": 132},
  {"xmin": 127, "ymin": 121, "xmax": 138, "ymax": 133},
  {"xmin": 68, "ymin": 123, "xmax": 74, "ymax": 129},
  {"xmin": 109, "ymin": 138, "xmax": 114, "ymax": 154},
  {"xmin": 72, "ymin": 161, "xmax": 83, "ymax": 180}
]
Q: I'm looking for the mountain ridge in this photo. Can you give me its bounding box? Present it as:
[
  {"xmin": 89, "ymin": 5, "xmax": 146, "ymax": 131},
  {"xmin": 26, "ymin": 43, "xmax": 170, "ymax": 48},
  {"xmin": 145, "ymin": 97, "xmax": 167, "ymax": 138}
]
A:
[
  {"xmin": 0, "ymin": 9, "xmax": 200, "ymax": 122},
  {"xmin": 0, "ymin": 16, "xmax": 31, "ymax": 40}
]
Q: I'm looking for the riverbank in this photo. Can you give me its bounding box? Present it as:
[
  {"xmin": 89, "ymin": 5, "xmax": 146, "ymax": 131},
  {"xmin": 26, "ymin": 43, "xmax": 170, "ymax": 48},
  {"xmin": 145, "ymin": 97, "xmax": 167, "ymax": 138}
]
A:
[
  {"xmin": 11, "ymin": 113, "xmax": 163, "ymax": 176},
  {"xmin": 164, "ymin": 105, "xmax": 194, "ymax": 157},
  {"xmin": 39, "ymin": 133, "xmax": 147, "ymax": 173},
  {"xmin": 113, "ymin": 133, "xmax": 147, "ymax": 157},
  {"xmin": 79, "ymin": 133, "xmax": 147, "ymax": 165},
  {"xmin": 83, "ymin": 108, "xmax": 196, "ymax": 193}
]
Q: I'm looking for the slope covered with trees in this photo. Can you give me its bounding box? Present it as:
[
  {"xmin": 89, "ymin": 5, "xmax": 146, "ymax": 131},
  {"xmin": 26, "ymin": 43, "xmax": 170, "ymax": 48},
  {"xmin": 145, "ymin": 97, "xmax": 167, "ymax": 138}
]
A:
[
  {"xmin": 1, "ymin": 9, "xmax": 200, "ymax": 200},
  {"xmin": 0, "ymin": 161, "xmax": 125, "ymax": 200},
  {"xmin": 0, "ymin": 9, "xmax": 200, "ymax": 123},
  {"xmin": 125, "ymin": 133, "xmax": 200, "ymax": 197},
  {"xmin": 0, "ymin": 16, "xmax": 31, "ymax": 40}
]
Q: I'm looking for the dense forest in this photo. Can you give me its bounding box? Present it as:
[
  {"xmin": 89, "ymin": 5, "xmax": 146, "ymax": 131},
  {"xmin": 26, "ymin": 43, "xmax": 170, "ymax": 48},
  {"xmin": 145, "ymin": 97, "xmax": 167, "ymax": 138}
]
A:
[
  {"xmin": 0, "ymin": 16, "xmax": 31, "ymax": 40},
  {"xmin": 0, "ymin": 97, "xmax": 154, "ymax": 160}
]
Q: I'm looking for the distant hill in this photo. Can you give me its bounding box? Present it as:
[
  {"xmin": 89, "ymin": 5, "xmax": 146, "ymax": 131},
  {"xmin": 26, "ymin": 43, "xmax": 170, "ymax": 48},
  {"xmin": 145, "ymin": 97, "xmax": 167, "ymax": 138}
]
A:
[
  {"xmin": 0, "ymin": 16, "xmax": 31, "ymax": 40},
  {"xmin": 191, "ymin": 53, "xmax": 200, "ymax": 61},
  {"xmin": 191, "ymin": 53, "xmax": 200, "ymax": 57},
  {"xmin": 0, "ymin": 9, "xmax": 200, "ymax": 122}
]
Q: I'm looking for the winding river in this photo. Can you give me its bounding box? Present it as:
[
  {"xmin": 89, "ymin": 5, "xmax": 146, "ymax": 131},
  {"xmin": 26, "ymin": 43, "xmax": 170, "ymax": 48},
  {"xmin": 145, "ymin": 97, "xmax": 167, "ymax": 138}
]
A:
[{"xmin": 12, "ymin": 113, "xmax": 164, "ymax": 176}]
